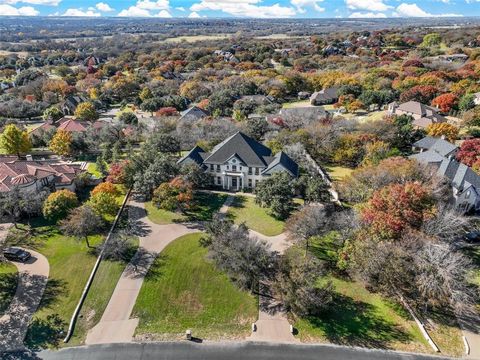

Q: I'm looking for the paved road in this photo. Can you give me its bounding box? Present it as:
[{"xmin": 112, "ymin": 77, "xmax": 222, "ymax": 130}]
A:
[
  {"xmin": 0, "ymin": 249, "xmax": 49, "ymax": 352},
  {"xmin": 85, "ymin": 200, "xmax": 200, "ymax": 345},
  {"xmin": 35, "ymin": 342, "xmax": 455, "ymax": 360}
]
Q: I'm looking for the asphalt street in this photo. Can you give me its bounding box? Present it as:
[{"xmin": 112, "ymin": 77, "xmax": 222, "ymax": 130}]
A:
[{"xmin": 4, "ymin": 341, "xmax": 456, "ymax": 360}]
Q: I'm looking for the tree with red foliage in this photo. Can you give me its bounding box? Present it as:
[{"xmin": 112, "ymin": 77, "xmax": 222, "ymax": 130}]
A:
[
  {"xmin": 399, "ymin": 85, "xmax": 438, "ymax": 104},
  {"xmin": 156, "ymin": 107, "xmax": 179, "ymax": 117},
  {"xmin": 106, "ymin": 160, "xmax": 129, "ymax": 184},
  {"xmin": 456, "ymin": 138, "xmax": 480, "ymax": 167},
  {"xmin": 360, "ymin": 182, "xmax": 434, "ymax": 239},
  {"xmin": 431, "ymin": 93, "xmax": 458, "ymax": 113}
]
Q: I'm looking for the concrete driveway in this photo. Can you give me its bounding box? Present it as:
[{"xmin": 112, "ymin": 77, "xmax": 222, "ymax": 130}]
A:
[
  {"xmin": 85, "ymin": 200, "xmax": 200, "ymax": 345},
  {"xmin": 0, "ymin": 249, "xmax": 49, "ymax": 352}
]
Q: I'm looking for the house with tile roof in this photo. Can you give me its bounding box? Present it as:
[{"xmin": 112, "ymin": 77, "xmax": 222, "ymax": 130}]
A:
[
  {"xmin": 30, "ymin": 117, "xmax": 108, "ymax": 138},
  {"xmin": 0, "ymin": 158, "xmax": 86, "ymax": 193},
  {"xmin": 388, "ymin": 101, "xmax": 446, "ymax": 129},
  {"xmin": 410, "ymin": 136, "xmax": 480, "ymax": 213},
  {"xmin": 178, "ymin": 132, "xmax": 299, "ymax": 191}
]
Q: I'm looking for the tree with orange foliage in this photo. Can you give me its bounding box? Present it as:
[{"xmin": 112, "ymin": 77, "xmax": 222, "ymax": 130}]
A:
[
  {"xmin": 91, "ymin": 182, "xmax": 120, "ymax": 197},
  {"xmin": 152, "ymin": 176, "xmax": 193, "ymax": 212},
  {"xmin": 360, "ymin": 182, "xmax": 435, "ymax": 239},
  {"xmin": 426, "ymin": 123, "xmax": 459, "ymax": 142},
  {"xmin": 431, "ymin": 93, "xmax": 458, "ymax": 113},
  {"xmin": 106, "ymin": 160, "xmax": 129, "ymax": 184}
]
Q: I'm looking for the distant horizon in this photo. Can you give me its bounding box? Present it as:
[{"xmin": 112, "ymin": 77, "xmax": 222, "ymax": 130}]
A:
[{"xmin": 1, "ymin": 0, "xmax": 480, "ymax": 20}]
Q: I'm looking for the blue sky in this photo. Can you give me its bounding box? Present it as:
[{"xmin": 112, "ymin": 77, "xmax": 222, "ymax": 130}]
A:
[{"xmin": 0, "ymin": 0, "xmax": 479, "ymax": 18}]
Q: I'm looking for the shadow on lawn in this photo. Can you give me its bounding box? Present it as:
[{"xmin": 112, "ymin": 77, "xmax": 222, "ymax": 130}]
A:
[
  {"xmin": 0, "ymin": 272, "xmax": 17, "ymax": 314},
  {"xmin": 181, "ymin": 192, "xmax": 229, "ymax": 223},
  {"xmin": 36, "ymin": 278, "xmax": 67, "ymax": 311},
  {"xmin": 304, "ymin": 293, "xmax": 412, "ymax": 349},
  {"xmin": 24, "ymin": 313, "xmax": 66, "ymax": 351}
]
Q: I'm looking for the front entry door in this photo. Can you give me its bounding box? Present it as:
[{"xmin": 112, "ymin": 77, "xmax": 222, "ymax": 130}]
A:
[{"xmin": 231, "ymin": 178, "xmax": 237, "ymax": 190}]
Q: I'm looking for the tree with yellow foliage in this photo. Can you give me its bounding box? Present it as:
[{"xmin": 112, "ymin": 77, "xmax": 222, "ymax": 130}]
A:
[
  {"xmin": 49, "ymin": 129, "xmax": 72, "ymax": 157},
  {"xmin": 0, "ymin": 124, "xmax": 31, "ymax": 157},
  {"xmin": 426, "ymin": 123, "xmax": 459, "ymax": 142}
]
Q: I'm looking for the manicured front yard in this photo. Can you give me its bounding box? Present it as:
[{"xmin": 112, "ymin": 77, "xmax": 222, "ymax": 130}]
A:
[
  {"xmin": 133, "ymin": 233, "xmax": 257, "ymax": 340},
  {"xmin": 0, "ymin": 262, "xmax": 18, "ymax": 315},
  {"xmin": 24, "ymin": 225, "xmax": 104, "ymax": 350},
  {"xmin": 227, "ymin": 195, "xmax": 285, "ymax": 236},
  {"xmin": 69, "ymin": 236, "xmax": 139, "ymax": 346},
  {"xmin": 146, "ymin": 191, "xmax": 228, "ymax": 225},
  {"xmin": 293, "ymin": 233, "xmax": 464, "ymax": 357}
]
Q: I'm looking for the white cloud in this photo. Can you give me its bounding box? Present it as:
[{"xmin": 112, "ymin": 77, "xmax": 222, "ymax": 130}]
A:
[
  {"xmin": 176, "ymin": 6, "xmax": 185, "ymax": 11},
  {"xmin": 118, "ymin": 6, "xmax": 151, "ymax": 16},
  {"xmin": 1, "ymin": 0, "xmax": 61, "ymax": 5},
  {"xmin": 349, "ymin": 11, "xmax": 387, "ymax": 17},
  {"xmin": 155, "ymin": 9, "xmax": 171, "ymax": 17},
  {"xmin": 96, "ymin": 2, "xmax": 114, "ymax": 12},
  {"xmin": 395, "ymin": 3, "xmax": 462, "ymax": 17},
  {"xmin": 62, "ymin": 8, "xmax": 101, "ymax": 16},
  {"xmin": 346, "ymin": 0, "xmax": 391, "ymax": 12},
  {"xmin": 190, "ymin": 0, "xmax": 297, "ymax": 18},
  {"xmin": 188, "ymin": 11, "xmax": 201, "ymax": 17},
  {"xmin": 136, "ymin": 0, "xmax": 169, "ymax": 10},
  {"xmin": 0, "ymin": 4, "xmax": 39, "ymax": 15},
  {"xmin": 290, "ymin": 0, "xmax": 324, "ymax": 13},
  {"xmin": 118, "ymin": 0, "xmax": 171, "ymax": 17}
]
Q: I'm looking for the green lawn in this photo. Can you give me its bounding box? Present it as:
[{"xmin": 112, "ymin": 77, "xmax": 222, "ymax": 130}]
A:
[
  {"xmin": 86, "ymin": 162, "xmax": 102, "ymax": 178},
  {"xmin": 69, "ymin": 236, "xmax": 139, "ymax": 346},
  {"xmin": 282, "ymin": 100, "xmax": 312, "ymax": 109},
  {"xmin": 133, "ymin": 233, "xmax": 257, "ymax": 340},
  {"xmin": 24, "ymin": 225, "xmax": 104, "ymax": 350},
  {"xmin": 294, "ymin": 277, "xmax": 431, "ymax": 354},
  {"xmin": 324, "ymin": 165, "xmax": 355, "ymax": 181},
  {"xmin": 146, "ymin": 192, "xmax": 228, "ymax": 225},
  {"xmin": 227, "ymin": 195, "xmax": 285, "ymax": 236},
  {"xmin": 294, "ymin": 232, "xmax": 464, "ymax": 357},
  {"xmin": 0, "ymin": 262, "xmax": 18, "ymax": 315}
]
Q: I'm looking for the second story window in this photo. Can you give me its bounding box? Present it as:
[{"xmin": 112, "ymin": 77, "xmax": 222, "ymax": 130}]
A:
[
  {"xmin": 210, "ymin": 164, "xmax": 214, "ymax": 171},
  {"xmin": 248, "ymin": 167, "xmax": 252, "ymax": 175},
  {"xmin": 255, "ymin": 168, "xmax": 259, "ymax": 175},
  {"xmin": 216, "ymin": 165, "xmax": 220, "ymax": 172},
  {"xmin": 232, "ymin": 165, "xmax": 237, "ymax": 172}
]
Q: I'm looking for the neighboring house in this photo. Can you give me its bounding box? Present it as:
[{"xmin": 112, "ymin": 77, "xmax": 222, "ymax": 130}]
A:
[
  {"xmin": 30, "ymin": 118, "xmax": 107, "ymax": 138},
  {"xmin": 310, "ymin": 86, "xmax": 340, "ymax": 106},
  {"xmin": 388, "ymin": 101, "xmax": 446, "ymax": 129},
  {"xmin": 178, "ymin": 131, "xmax": 299, "ymax": 191},
  {"xmin": 179, "ymin": 106, "xmax": 209, "ymax": 122},
  {"xmin": 411, "ymin": 136, "xmax": 458, "ymax": 158},
  {"xmin": 62, "ymin": 94, "xmax": 90, "ymax": 115},
  {"xmin": 298, "ymin": 91, "xmax": 311, "ymax": 100},
  {"xmin": 0, "ymin": 158, "xmax": 86, "ymax": 193},
  {"xmin": 473, "ymin": 92, "xmax": 480, "ymax": 106},
  {"xmin": 410, "ymin": 136, "xmax": 480, "ymax": 213}
]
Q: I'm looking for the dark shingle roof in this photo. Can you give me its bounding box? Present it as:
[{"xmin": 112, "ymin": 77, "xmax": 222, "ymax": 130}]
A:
[
  {"xmin": 262, "ymin": 151, "xmax": 299, "ymax": 177},
  {"xmin": 179, "ymin": 106, "xmax": 209, "ymax": 121},
  {"xmin": 177, "ymin": 145, "xmax": 208, "ymax": 166},
  {"xmin": 409, "ymin": 150, "xmax": 445, "ymax": 164},
  {"xmin": 204, "ymin": 132, "xmax": 272, "ymax": 167},
  {"xmin": 413, "ymin": 136, "xmax": 458, "ymax": 157}
]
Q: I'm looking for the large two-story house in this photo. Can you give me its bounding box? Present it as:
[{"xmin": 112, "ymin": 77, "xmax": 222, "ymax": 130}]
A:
[
  {"xmin": 410, "ymin": 136, "xmax": 480, "ymax": 213},
  {"xmin": 178, "ymin": 132, "xmax": 298, "ymax": 191}
]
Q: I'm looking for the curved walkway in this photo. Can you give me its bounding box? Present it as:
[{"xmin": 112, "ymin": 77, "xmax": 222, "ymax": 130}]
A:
[
  {"xmin": 219, "ymin": 195, "xmax": 297, "ymax": 344},
  {"xmin": 86, "ymin": 200, "xmax": 200, "ymax": 345},
  {"xmin": 0, "ymin": 249, "xmax": 50, "ymax": 353}
]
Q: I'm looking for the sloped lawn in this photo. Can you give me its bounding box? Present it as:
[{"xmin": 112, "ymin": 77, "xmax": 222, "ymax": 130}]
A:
[
  {"xmin": 227, "ymin": 195, "xmax": 285, "ymax": 236},
  {"xmin": 293, "ymin": 233, "xmax": 464, "ymax": 357},
  {"xmin": 23, "ymin": 225, "xmax": 104, "ymax": 350},
  {"xmin": 133, "ymin": 233, "xmax": 257, "ymax": 340}
]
